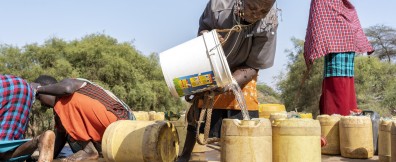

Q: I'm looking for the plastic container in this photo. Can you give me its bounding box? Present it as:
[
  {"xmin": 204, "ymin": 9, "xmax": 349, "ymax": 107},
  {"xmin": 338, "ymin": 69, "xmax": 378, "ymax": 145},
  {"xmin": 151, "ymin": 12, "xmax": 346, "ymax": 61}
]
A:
[
  {"xmin": 379, "ymin": 119, "xmax": 393, "ymax": 162},
  {"xmin": 170, "ymin": 119, "xmax": 187, "ymax": 155},
  {"xmin": 132, "ymin": 111, "xmax": 150, "ymax": 121},
  {"xmin": 317, "ymin": 114, "xmax": 341, "ymax": 155},
  {"xmin": 391, "ymin": 121, "xmax": 396, "ymax": 162},
  {"xmin": 362, "ymin": 110, "xmax": 380, "ymax": 155},
  {"xmin": 102, "ymin": 120, "xmax": 179, "ymax": 162},
  {"xmin": 149, "ymin": 111, "xmax": 165, "ymax": 121},
  {"xmin": 221, "ymin": 118, "xmax": 272, "ymax": 162},
  {"xmin": 272, "ymin": 118, "xmax": 321, "ymax": 162},
  {"xmin": 299, "ymin": 113, "xmax": 313, "ymax": 119},
  {"xmin": 258, "ymin": 104, "xmax": 286, "ymax": 119},
  {"xmin": 269, "ymin": 112, "xmax": 287, "ymax": 124},
  {"xmin": 339, "ymin": 116, "xmax": 373, "ymax": 159},
  {"xmin": 159, "ymin": 30, "xmax": 233, "ymax": 97}
]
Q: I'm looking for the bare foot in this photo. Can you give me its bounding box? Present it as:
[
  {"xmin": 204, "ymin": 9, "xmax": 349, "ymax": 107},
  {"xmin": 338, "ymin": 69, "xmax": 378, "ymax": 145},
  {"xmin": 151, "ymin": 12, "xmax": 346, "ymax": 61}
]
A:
[
  {"xmin": 61, "ymin": 141, "xmax": 99, "ymax": 162},
  {"xmin": 38, "ymin": 130, "xmax": 55, "ymax": 162}
]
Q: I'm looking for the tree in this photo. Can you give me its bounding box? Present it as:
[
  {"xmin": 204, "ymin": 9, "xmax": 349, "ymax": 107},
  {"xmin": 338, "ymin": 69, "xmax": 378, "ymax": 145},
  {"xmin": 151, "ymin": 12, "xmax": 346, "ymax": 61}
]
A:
[
  {"xmin": 1, "ymin": 34, "xmax": 185, "ymax": 137},
  {"xmin": 277, "ymin": 37, "xmax": 323, "ymax": 116},
  {"xmin": 256, "ymin": 83, "xmax": 281, "ymax": 104},
  {"xmin": 354, "ymin": 56, "xmax": 396, "ymax": 116},
  {"xmin": 365, "ymin": 25, "xmax": 396, "ymax": 62}
]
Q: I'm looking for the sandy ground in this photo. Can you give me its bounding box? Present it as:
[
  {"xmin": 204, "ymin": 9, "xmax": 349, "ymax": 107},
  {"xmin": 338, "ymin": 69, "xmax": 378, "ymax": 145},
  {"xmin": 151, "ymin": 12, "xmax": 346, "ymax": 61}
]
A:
[
  {"xmin": 190, "ymin": 152, "xmax": 379, "ymax": 162},
  {"xmin": 50, "ymin": 143, "xmax": 379, "ymax": 162},
  {"xmin": 321, "ymin": 155, "xmax": 378, "ymax": 162},
  {"xmin": 52, "ymin": 155, "xmax": 379, "ymax": 162},
  {"xmin": 189, "ymin": 144, "xmax": 379, "ymax": 162}
]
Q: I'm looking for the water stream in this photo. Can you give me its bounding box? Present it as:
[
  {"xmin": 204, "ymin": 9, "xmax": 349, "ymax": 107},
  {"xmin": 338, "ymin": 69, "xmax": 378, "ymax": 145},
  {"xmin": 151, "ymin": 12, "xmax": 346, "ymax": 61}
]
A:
[{"xmin": 227, "ymin": 79, "xmax": 250, "ymax": 120}]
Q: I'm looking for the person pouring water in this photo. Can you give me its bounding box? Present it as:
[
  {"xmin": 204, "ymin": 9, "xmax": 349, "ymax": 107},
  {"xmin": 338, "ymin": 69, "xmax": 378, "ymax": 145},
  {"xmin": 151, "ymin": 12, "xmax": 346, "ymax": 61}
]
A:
[{"xmin": 177, "ymin": 0, "xmax": 278, "ymax": 161}]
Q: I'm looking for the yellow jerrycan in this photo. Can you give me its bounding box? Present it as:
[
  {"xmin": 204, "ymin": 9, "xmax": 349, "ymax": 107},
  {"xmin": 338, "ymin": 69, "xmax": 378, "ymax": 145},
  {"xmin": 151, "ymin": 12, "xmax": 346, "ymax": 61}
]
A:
[
  {"xmin": 221, "ymin": 118, "xmax": 272, "ymax": 162},
  {"xmin": 391, "ymin": 121, "xmax": 396, "ymax": 162},
  {"xmin": 149, "ymin": 111, "xmax": 165, "ymax": 121},
  {"xmin": 379, "ymin": 119, "xmax": 393, "ymax": 162},
  {"xmin": 102, "ymin": 120, "xmax": 179, "ymax": 162},
  {"xmin": 317, "ymin": 114, "xmax": 341, "ymax": 155},
  {"xmin": 132, "ymin": 111, "xmax": 150, "ymax": 121},
  {"xmin": 269, "ymin": 112, "xmax": 287, "ymax": 124},
  {"xmin": 339, "ymin": 116, "xmax": 373, "ymax": 158},
  {"xmin": 170, "ymin": 118, "xmax": 187, "ymax": 156},
  {"xmin": 258, "ymin": 104, "xmax": 286, "ymax": 119},
  {"xmin": 299, "ymin": 112, "xmax": 313, "ymax": 119},
  {"xmin": 272, "ymin": 118, "xmax": 321, "ymax": 162}
]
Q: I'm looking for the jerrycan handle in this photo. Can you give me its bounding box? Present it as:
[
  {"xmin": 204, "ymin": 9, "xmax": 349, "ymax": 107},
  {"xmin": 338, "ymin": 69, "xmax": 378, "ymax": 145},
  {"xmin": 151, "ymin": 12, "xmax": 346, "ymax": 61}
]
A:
[
  {"xmin": 362, "ymin": 110, "xmax": 375, "ymax": 116},
  {"xmin": 233, "ymin": 119, "xmax": 261, "ymax": 128},
  {"xmin": 362, "ymin": 110, "xmax": 380, "ymax": 119}
]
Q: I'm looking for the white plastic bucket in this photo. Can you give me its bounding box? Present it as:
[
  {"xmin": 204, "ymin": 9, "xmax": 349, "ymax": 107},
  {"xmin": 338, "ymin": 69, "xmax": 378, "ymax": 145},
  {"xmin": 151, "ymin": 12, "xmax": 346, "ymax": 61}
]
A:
[{"xmin": 159, "ymin": 30, "xmax": 233, "ymax": 97}]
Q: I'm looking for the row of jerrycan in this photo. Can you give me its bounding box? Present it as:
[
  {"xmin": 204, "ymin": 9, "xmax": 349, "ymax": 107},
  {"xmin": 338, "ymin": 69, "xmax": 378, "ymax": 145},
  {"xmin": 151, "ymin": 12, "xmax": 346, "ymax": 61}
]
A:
[
  {"xmin": 102, "ymin": 109, "xmax": 380, "ymax": 162},
  {"xmin": 318, "ymin": 114, "xmax": 376, "ymax": 159},
  {"xmin": 268, "ymin": 110, "xmax": 379, "ymax": 160},
  {"xmin": 178, "ymin": 105, "xmax": 321, "ymax": 162},
  {"xmin": 132, "ymin": 111, "xmax": 165, "ymax": 121},
  {"xmin": 169, "ymin": 115, "xmax": 322, "ymax": 162},
  {"xmin": 222, "ymin": 117, "xmax": 321, "ymax": 162}
]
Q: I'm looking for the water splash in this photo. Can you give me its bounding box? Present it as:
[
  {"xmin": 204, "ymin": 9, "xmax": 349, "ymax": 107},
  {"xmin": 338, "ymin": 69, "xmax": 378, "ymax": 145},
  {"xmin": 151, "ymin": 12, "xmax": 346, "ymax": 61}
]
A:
[{"xmin": 227, "ymin": 78, "xmax": 250, "ymax": 120}]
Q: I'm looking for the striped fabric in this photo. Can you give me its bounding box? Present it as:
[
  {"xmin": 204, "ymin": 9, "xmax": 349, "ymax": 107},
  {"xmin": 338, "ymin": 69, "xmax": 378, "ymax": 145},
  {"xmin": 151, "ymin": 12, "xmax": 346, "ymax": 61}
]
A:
[
  {"xmin": 324, "ymin": 52, "xmax": 355, "ymax": 77},
  {"xmin": 304, "ymin": 0, "xmax": 373, "ymax": 67},
  {"xmin": 75, "ymin": 82, "xmax": 130, "ymax": 120},
  {"xmin": 0, "ymin": 75, "xmax": 34, "ymax": 140}
]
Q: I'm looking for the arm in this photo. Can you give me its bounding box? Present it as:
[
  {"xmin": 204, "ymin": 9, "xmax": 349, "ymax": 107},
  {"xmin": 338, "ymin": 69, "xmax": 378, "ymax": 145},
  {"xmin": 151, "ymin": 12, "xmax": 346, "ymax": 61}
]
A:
[
  {"xmin": 53, "ymin": 115, "xmax": 67, "ymax": 158},
  {"xmin": 232, "ymin": 66, "xmax": 258, "ymax": 88},
  {"xmin": 37, "ymin": 78, "xmax": 85, "ymax": 97},
  {"xmin": 53, "ymin": 129, "xmax": 67, "ymax": 158},
  {"xmin": 212, "ymin": 65, "xmax": 258, "ymax": 95}
]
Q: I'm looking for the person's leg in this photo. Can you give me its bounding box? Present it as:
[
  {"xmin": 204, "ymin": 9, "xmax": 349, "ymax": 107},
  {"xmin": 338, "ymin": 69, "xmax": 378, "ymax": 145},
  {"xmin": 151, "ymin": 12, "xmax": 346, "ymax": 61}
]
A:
[
  {"xmin": 206, "ymin": 110, "xmax": 227, "ymax": 138},
  {"xmin": 228, "ymin": 110, "xmax": 259, "ymax": 119},
  {"xmin": 37, "ymin": 130, "xmax": 55, "ymax": 162},
  {"xmin": 1, "ymin": 130, "xmax": 55, "ymax": 162},
  {"xmin": 177, "ymin": 109, "xmax": 224, "ymax": 162},
  {"xmin": 177, "ymin": 125, "xmax": 198, "ymax": 162},
  {"xmin": 319, "ymin": 80, "xmax": 325, "ymax": 115},
  {"xmin": 61, "ymin": 141, "xmax": 99, "ymax": 162}
]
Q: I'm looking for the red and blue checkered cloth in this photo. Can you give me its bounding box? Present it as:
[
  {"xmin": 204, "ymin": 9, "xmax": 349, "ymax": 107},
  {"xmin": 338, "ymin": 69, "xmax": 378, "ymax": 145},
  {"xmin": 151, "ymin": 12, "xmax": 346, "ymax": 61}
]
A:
[
  {"xmin": 304, "ymin": 0, "xmax": 374, "ymax": 68},
  {"xmin": 0, "ymin": 75, "xmax": 34, "ymax": 140}
]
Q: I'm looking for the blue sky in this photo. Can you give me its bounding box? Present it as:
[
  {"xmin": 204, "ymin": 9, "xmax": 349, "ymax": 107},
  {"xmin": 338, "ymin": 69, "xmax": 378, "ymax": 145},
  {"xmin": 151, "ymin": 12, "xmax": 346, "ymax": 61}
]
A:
[{"xmin": 1, "ymin": 0, "xmax": 395, "ymax": 88}]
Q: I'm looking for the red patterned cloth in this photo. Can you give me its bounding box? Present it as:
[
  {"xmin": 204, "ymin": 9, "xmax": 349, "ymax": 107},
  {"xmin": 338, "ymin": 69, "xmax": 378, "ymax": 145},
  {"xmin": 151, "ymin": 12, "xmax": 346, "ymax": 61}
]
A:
[
  {"xmin": 76, "ymin": 83, "xmax": 129, "ymax": 120},
  {"xmin": 304, "ymin": 0, "xmax": 374, "ymax": 68}
]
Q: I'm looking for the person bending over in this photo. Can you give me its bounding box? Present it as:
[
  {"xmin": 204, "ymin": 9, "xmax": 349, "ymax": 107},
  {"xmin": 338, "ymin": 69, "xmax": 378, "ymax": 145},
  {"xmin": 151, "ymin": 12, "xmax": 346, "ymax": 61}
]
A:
[{"xmin": 32, "ymin": 75, "xmax": 133, "ymax": 161}]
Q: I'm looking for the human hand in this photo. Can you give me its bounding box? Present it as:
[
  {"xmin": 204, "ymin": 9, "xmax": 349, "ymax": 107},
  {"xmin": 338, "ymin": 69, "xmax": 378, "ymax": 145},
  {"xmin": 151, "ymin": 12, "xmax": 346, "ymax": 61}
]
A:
[
  {"xmin": 30, "ymin": 82, "xmax": 40, "ymax": 90},
  {"xmin": 213, "ymin": 86, "xmax": 231, "ymax": 95},
  {"xmin": 30, "ymin": 83, "xmax": 41, "ymax": 95},
  {"xmin": 321, "ymin": 136, "xmax": 327, "ymax": 147},
  {"xmin": 198, "ymin": 30, "xmax": 209, "ymax": 36},
  {"xmin": 199, "ymin": 30, "xmax": 224, "ymax": 43},
  {"xmin": 217, "ymin": 33, "xmax": 225, "ymax": 44}
]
